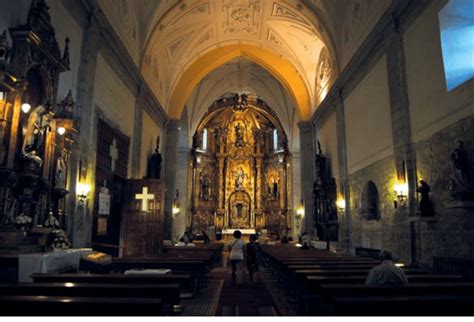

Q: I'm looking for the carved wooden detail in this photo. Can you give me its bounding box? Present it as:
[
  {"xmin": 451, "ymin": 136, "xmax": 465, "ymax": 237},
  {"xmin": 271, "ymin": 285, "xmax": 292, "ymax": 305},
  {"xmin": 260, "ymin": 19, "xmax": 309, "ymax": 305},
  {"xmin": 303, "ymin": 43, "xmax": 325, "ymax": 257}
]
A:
[{"xmin": 189, "ymin": 94, "xmax": 291, "ymax": 237}]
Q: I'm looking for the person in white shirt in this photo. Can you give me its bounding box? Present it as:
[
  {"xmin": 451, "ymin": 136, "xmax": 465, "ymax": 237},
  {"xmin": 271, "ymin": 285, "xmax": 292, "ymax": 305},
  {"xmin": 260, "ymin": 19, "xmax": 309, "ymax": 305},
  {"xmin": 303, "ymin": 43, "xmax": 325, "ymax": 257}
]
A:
[
  {"xmin": 228, "ymin": 230, "xmax": 245, "ymax": 287},
  {"xmin": 365, "ymin": 250, "xmax": 408, "ymax": 286}
]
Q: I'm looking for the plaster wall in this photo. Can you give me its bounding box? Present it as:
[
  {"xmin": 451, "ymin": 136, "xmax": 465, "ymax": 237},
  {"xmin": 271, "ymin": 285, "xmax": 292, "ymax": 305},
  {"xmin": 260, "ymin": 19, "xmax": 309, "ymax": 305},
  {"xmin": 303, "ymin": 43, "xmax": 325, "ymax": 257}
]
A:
[
  {"xmin": 139, "ymin": 110, "xmax": 162, "ymax": 178},
  {"xmin": 317, "ymin": 113, "xmax": 339, "ymax": 179},
  {"xmin": 93, "ymin": 52, "xmax": 136, "ymax": 177},
  {"xmin": 404, "ymin": 0, "xmax": 474, "ymax": 143},
  {"xmin": 344, "ymin": 55, "xmax": 393, "ymax": 174}
]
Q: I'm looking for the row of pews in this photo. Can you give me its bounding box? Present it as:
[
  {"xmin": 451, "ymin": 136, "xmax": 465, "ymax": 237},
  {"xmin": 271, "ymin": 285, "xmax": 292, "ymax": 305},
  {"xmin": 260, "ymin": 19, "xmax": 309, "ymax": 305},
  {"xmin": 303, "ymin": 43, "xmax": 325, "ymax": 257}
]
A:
[
  {"xmin": 260, "ymin": 244, "xmax": 474, "ymax": 316},
  {"xmin": 0, "ymin": 243, "xmax": 222, "ymax": 316}
]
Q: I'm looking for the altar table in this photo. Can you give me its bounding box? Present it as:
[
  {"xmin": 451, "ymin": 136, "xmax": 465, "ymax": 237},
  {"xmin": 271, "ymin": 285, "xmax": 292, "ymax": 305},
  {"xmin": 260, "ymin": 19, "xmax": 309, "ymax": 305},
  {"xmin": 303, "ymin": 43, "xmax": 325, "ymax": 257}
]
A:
[
  {"xmin": 18, "ymin": 248, "xmax": 94, "ymax": 282},
  {"xmin": 221, "ymin": 229, "xmax": 256, "ymax": 242}
]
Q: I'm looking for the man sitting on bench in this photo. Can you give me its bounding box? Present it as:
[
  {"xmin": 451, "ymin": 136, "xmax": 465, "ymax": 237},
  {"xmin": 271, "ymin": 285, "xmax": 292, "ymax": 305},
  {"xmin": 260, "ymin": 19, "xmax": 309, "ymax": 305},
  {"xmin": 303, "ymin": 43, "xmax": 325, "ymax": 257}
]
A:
[{"xmin": 365, "ymin": 250, "xmax": 408, "ymax": 286}]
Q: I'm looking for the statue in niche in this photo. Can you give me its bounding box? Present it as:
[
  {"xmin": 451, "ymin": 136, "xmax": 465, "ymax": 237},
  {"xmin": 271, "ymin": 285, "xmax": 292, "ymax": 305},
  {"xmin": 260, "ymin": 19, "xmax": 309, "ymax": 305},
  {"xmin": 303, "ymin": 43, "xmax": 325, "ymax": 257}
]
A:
[
  {"xmin": 22, "ymin": 105, "xmax": 48, "ymax": 166},
  {"xmin": 234, "ymin": 167, "xmax": 246, "ymax": 191},
  {"xmin": 54, "ymin": 150, "xmax": 67, "ymax": 190},
  {"xmin": 417, "ymin": 180, "xmax": 435, "ymax": 217},
  {"xmin": 450, "ymin": 140, "xmax": 473, "ymax": 200},
  {"xmin": 234, "ymin": 123, "xmax": 245, "ymax": 147},
  {"xmin": 148, "ymin": 136, "xmax": 162, "ymax": 179},
  {"xmin": 199, "ymin": 173, "xmax": 210, "ymax": 201}
]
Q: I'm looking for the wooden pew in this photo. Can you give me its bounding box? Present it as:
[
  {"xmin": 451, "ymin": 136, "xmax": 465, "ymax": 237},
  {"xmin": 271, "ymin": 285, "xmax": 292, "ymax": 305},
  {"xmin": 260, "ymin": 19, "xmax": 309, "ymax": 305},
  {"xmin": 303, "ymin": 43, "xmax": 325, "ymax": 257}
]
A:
[
  {"xmin": 0, "ymin": 295, "xmax": 163, "ymax": 316},
  {"xmin": 31, "ymin": 273, "xmax": 193, "ymax": 292},
  {"xmin": 0, "ymin": 282, "xmax": 180, "ymax": 314}
]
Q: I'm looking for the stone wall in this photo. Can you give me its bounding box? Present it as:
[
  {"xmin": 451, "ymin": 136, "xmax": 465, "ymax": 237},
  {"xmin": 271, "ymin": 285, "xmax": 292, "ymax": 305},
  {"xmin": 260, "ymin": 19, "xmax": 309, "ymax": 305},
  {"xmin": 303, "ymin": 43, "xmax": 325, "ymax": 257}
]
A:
[
  {"xmin": 348, "ymin": 154, "xmax": 411, "ymax": 262},
  {"xmin": 411, "ymin": 114, "xmax": 474, "ymax": 266}
]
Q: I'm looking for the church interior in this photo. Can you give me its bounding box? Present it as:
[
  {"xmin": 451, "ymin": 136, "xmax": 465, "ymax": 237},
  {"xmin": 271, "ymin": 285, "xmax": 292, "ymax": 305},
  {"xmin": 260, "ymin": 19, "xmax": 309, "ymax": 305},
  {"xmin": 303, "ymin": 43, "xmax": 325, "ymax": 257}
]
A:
[{"xmin": 0, "ymin": 0, "xmax": 473, "ymax": 316}]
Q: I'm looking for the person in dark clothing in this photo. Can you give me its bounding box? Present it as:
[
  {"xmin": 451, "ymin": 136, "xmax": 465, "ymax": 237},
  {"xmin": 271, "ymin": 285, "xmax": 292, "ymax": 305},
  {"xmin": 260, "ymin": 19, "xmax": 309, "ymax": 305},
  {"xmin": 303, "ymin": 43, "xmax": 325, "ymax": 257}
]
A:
[{"xmin": 246, "ymin": 234, "xmax": 260, "ymax": 285}]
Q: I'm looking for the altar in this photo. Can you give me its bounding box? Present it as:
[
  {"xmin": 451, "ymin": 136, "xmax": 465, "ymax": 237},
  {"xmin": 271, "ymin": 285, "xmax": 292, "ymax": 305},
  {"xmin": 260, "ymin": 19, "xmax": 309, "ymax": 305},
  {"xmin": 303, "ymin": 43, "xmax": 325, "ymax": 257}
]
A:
[
  {"xmin": 18, "ymin": 248, "xmax": 94, "ymax": 282},
  {"xmin": 221, "ymin": 228, "xmax": 256, "ymax": 242}
]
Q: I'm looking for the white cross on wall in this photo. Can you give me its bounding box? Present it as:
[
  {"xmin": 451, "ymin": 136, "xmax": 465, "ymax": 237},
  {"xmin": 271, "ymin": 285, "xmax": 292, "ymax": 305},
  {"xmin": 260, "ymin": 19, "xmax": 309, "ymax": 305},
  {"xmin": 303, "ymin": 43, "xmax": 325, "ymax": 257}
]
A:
[
  {"xmin": 135, "ymin": 187, "xmax": 155, "ymax": 212},
  {"xmin": 109, "ymin": 139, "xmax": 119, "ymax": 172}
]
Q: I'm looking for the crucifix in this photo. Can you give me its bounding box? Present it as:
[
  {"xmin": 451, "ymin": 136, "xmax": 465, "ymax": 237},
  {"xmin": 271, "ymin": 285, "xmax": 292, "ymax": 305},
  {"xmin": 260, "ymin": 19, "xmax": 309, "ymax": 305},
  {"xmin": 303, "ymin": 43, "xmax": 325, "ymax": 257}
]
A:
[
  {"xmin": 110, "ymin": 139, "xmax": 119, "ymax": 172},
  {"xmin": 135, "ymin": 187, "xmax": 155, "ymax": 212}
]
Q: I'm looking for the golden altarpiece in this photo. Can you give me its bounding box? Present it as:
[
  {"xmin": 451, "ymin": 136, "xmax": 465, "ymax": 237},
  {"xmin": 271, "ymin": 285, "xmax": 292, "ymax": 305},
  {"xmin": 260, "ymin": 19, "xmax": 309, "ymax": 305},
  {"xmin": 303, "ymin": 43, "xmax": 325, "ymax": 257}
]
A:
[
  {"xmin": 0, "ymin": 1, "xmax": 76, "ymax": 251},
  {"xmin": 188, "ymin": 94, "xmax": 292, "ymax": 237}
]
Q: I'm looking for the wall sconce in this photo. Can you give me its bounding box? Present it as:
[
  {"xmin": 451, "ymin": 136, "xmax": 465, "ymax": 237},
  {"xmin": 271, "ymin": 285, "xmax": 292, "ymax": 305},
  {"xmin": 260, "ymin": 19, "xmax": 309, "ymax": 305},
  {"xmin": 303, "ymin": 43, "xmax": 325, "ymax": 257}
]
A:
[
  {"xmin": 196, "ymin": 154, "xmax": 201, "ymax": 164},
  {"xmin": 57, "ymin": 126, "xmax": 66, "ymax": 136},
  {"xmin": 296, "ymin": 199, "xmax": 304, "ymax": 219},
  {"xmin": 76, "ymin": 182, "xmax": 91, "ymax": 203},
  {"xmin": 336, "ymin": 198, "xmax": 346, "ymax": 211},
  {"xmin": 21, "ymin": 93, "xmax": 31, "ymax": 113},
  {"xmin": 394, "ymin": 182, "xmax": 408, "ymax": 208},
  {"xmin": 172, "ymin": 189, "xmax": 180, "ymax": 217}
]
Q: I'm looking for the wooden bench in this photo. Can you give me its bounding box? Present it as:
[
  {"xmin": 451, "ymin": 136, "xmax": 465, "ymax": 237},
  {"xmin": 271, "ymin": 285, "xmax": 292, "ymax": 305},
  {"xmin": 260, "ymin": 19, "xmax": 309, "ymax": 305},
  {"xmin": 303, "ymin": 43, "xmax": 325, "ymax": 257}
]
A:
[
  {"xmin": 31, "ymin": 273, "xmax": 193, "ymax": 292},
  {"xmin": 0, "ymin": 282, "xmax": 181, "ymax": 314},
  {"xmin": 0, "ymin": 295, "xmax": 163, "ymax": 316}
]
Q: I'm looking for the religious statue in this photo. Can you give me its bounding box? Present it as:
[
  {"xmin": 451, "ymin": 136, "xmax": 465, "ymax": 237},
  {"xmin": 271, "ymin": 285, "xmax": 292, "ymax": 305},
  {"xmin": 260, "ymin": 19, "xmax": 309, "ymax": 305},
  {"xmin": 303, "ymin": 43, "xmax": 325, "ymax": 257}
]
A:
[
  {"xmin": 417, "ymin": 180, "xmax": 435, "ymax": 217},
  {"xmin": 148, "ymin": 135, "xmax": 162, "ymax": 179},
  {"xmin": 234, "ymin": 123, "xmax": 245, "ymax": 147},
  {"xmin": 22, "ymin": 104, "xmax": 48, "ymax": 166},
  {"xmin": 450, "ymin": 140, "xmax": 473, "ymax": 200},
  {"xmin": 54, "ymin": 151, "xmax": 67, "ymax": 190},
  {"xmin": 234, "ymin": 167, "xmax": 246, "ymax": 191},
  {"xmin": 199, "ymin": 173, "xmax": 210, "ymax": 200}
]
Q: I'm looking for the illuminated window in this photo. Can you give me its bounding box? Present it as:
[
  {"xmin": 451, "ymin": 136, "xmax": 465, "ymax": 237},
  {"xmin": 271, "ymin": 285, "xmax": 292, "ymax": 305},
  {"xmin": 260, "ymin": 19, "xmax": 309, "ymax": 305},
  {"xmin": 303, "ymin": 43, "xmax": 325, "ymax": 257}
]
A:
[
  {"xmin": 202, "ymin": 128, "xmax": 208, "ymax": 151},
  {"xmin": 273, "ymin": 129, "xmax": 278, "ymax": 151},
  {"xmin": 439, "ymin": 0, "xmax": 474, "ymax": 91}
]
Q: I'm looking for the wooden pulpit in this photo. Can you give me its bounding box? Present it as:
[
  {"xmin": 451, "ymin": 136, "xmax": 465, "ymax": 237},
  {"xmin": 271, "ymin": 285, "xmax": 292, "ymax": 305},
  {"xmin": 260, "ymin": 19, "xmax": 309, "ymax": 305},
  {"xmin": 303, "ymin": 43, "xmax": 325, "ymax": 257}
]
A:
[{"xmin": 121, "ymin": 179, "xmax": 165, "ymax": 257}]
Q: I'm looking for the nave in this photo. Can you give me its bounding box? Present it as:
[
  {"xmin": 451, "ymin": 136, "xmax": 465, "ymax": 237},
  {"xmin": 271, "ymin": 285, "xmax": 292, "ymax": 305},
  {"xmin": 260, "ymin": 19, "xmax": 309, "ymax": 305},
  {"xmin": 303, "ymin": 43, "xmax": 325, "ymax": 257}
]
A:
[{"xmin": 1, "ymin": 241, "xmax": 474, "ymax": 316}]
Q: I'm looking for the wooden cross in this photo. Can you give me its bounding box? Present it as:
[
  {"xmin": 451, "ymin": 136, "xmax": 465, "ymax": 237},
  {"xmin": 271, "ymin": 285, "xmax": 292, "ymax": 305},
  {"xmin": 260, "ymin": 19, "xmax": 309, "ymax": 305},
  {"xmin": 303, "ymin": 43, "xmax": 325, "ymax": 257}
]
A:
[
  {"xmin": 135, "ymin": 187, "xmax": 154, "ymax": 212},
  {"xmin": 109, "ymin": 139, "xmax": 119, "ymax": 172}
]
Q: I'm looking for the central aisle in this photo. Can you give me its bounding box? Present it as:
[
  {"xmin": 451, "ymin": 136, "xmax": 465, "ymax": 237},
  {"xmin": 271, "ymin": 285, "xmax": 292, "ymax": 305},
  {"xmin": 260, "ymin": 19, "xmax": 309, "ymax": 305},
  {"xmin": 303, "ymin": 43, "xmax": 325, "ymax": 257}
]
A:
[{"xmin": 214, "ymin": 253, "xmax": 279, "ymax": 316}]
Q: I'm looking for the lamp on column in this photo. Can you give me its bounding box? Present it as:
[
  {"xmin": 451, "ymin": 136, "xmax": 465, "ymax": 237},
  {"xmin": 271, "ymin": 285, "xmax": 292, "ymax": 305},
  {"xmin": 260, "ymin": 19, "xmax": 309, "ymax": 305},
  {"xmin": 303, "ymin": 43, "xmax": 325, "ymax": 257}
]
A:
[
  {"xmin": 172, "ymin": 189, "xmax": 180, "ymax": 217},
  {"xmin": 21, "ymin": 92, "xmax": 31, "ymax": 113},
  {"xmin": 296, "ymin": 199, "xmax": 305, "ymax": 220},
  {"xmin": 394, "ymin": 181, "xmax": 408, "ymax": 208}
]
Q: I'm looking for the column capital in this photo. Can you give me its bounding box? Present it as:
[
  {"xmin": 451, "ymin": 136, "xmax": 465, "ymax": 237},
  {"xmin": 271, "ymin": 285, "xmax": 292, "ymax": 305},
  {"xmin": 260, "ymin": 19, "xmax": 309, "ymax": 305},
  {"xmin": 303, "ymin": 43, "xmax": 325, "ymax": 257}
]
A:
[
  {"xmin": 297, "ymin": 121, "xmax": 313, "ymax": 131},
  {"xmin": 166, "ymin": 119, "xmax": 181, "ymax": 131}
]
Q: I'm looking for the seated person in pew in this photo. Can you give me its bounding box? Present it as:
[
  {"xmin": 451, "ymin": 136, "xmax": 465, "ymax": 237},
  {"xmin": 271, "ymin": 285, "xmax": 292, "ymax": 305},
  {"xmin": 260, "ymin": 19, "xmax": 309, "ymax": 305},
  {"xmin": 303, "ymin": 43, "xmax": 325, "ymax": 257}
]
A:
[{"xmin": 365, "ymin": 250, "xmax": 408, "ymax": 286}]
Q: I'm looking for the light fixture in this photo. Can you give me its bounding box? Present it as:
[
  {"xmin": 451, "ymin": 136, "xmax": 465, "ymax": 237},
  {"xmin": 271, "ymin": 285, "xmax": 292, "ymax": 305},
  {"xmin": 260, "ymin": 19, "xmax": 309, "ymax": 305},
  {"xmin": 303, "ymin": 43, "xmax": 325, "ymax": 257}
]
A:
[
  {"xmin": 76, "ymin": 182, "xmax": 91, "ymax": 203},
  {"xmin": 57, "ymin": 126, "xmax": 66, "ymax": 135},
  {"xmin": 21, "ymin": 92, "xmax": 31, "ymax": 113},
  {"xmin": 172, "ymin": 189, "xmax": 180, "ymax": 217},
  {"xmin": 0, "ymin": 91, "xmax": 5, "ymax": 101},
  {"xmin": 394, "ymin": 181, "xmax": 408, "ymax": 208},
  {"xmin": 296, "ymin": 199, "xmax": 304, "ymax": 218},
  {"xmin": 196, "ymin": 154, "xmax": 202, "ymax": 164},
  {"xmin": 21, "ymin": 102, "xmax": 31, "ymax": 113},
  {"xmin": 336, "ymin": 198, "xmax": 346, "ymax": 210}
]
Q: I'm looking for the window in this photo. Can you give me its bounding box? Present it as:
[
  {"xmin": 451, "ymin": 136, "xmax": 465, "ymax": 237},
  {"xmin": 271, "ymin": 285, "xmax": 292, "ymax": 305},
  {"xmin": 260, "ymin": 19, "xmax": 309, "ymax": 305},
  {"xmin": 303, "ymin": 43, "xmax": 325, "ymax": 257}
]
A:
[
  {"xmin": 360, "ymin": 181, "xmax": 380, "ymax": 221},
  {"xmin": 273, "ymin": 129, "xmax": 278, "ymax": 151},
  {"xmin": 439, "ymin": 0, "xmax": 474, "ymax": 91},
  {"xmin": 202, "ymin": 128, "xmax": 208, "ymax": 151}
]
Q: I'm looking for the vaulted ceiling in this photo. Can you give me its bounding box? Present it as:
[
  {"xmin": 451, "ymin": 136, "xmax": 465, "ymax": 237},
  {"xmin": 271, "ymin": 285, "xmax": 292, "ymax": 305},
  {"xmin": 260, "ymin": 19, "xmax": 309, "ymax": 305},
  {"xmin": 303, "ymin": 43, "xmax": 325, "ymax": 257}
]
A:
[{"xmin": 97, "ymin": 0, "xmax": 392, "ymax": 122}]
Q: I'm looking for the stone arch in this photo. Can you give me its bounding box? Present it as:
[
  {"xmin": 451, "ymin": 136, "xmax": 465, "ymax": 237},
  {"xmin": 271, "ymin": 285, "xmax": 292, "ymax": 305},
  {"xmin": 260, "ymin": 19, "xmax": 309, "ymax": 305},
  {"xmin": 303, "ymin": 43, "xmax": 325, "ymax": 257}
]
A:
[
  {"xmin": 360, "ymin": 180, "xmax": 380, "ymax": 220},
  {"xmin": 166, "ymin": 44, "xmax": 313, "ymax": 121}
]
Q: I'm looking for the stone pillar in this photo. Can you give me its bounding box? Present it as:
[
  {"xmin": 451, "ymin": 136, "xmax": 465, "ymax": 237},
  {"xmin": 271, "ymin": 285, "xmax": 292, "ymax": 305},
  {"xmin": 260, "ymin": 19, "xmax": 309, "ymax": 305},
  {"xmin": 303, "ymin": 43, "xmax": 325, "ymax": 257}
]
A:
[
  {"xmin": 164, "ymin": 119, "xmax": 181, "ymax": 240},
  {"xmin": 298, "ymin": 121, "xmax": 316, "ymax": 238},
  {"xmin": 385, "ymin": 17, "xmax": 417, "ymax": 263},
  {"xmin": 335, "ymin": 89, "xmax": 352, "ymax": 252},
  {"xmin": 131, "ymin": 85, "xmax": 144, "ymax": 178},
  {"xmin": 69, "ymin": 15, "xmax": 100, "ymax": 248}
]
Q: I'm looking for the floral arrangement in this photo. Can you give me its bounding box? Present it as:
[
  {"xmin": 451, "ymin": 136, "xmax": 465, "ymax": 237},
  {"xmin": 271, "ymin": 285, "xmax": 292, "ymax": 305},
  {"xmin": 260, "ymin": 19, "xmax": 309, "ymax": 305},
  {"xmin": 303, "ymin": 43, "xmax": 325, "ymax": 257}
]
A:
[{"xmin": 15, "ymin": 213, "xmax": 33, "ymax": 231}]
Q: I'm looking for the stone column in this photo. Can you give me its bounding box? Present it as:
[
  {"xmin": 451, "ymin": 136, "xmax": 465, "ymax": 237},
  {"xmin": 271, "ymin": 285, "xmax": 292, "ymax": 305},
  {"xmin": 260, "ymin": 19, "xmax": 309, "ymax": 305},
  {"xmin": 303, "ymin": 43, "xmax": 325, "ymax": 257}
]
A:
[
  {"xmin": 298, "ymin": 121, "xmax": 316, "ymax": 238},
  {"xmin": 335, "ymin": 89, "xmax": 352, "ymax": 252},
  {"xmin": 385, "ymin": 17, "xmax": 417, "ymax": 263},
  {"xmin": 131, "ymin": 85, "xmax": 144, "ymax": 178},
  {"xmin": 164, "ymin": 119, "xmax": 181, "ymax": 240},
  {"xmin": 69, "ymin": 14, "xmax": 100, "ymax": 248}
]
